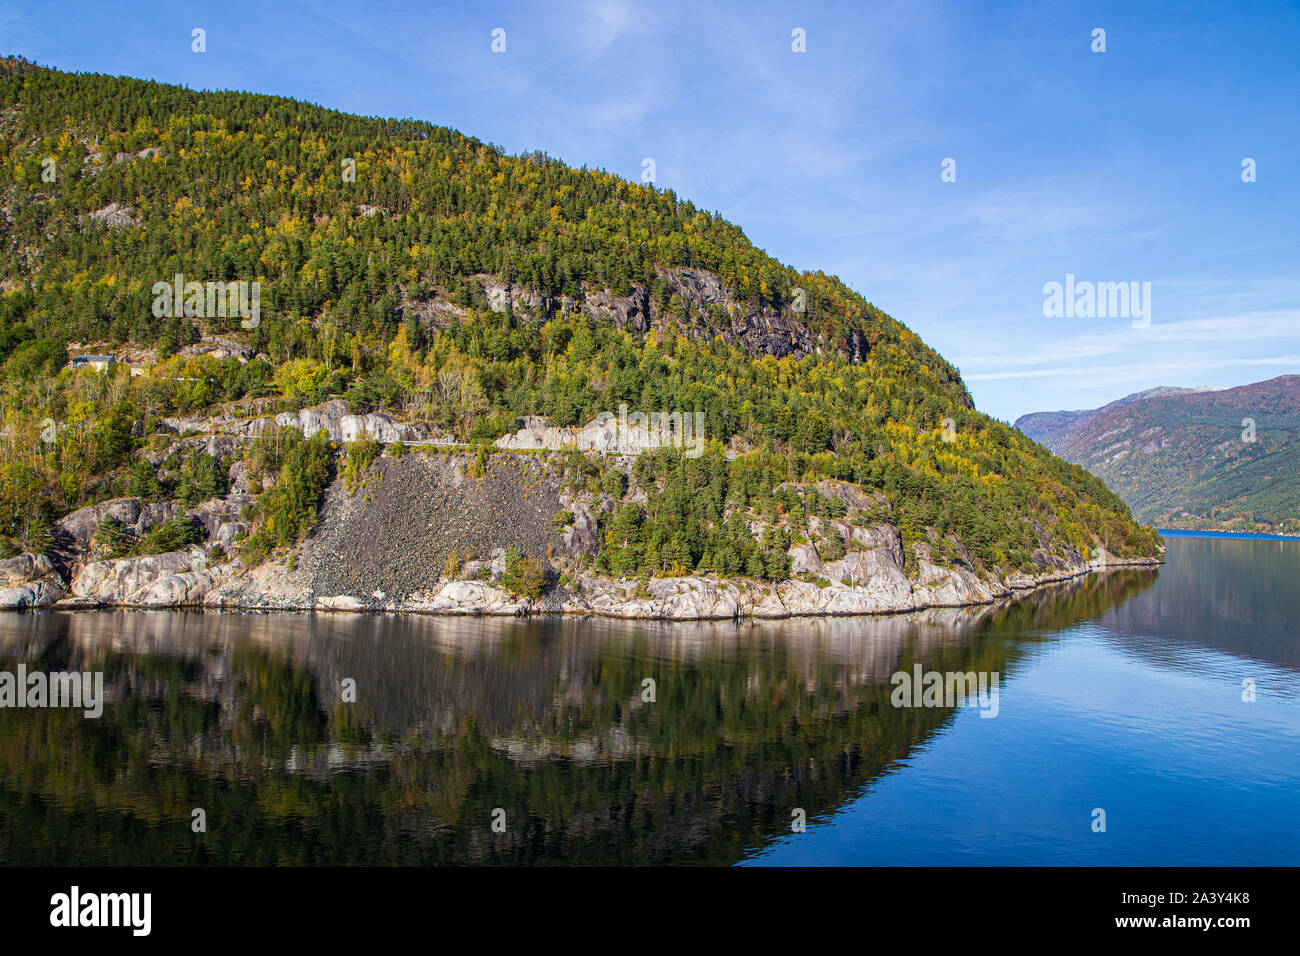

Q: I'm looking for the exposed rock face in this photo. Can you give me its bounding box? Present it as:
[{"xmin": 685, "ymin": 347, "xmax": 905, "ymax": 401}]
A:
[
  {"xmin": 497, "ymin": 412, "xmax": 703, "ymax": 456},
  {"xmin": 571, "ymin": 268, "xmax": 820, "ymax": 359},
  {"xmin": 70, "ymin": 550, "xmax": 216, "ymax": 606},
  {"xmin": 55, "ymin": 497, "xmax": 142, "ymax": 555},
  {"xmin": 645, "ymin": 577, "xmax": 741, "ymax": 619},
  {"xmin": 162, "ymin": 399, "xmax": 429, "ymax": 444},
  {"xmin": 182, "ymin": 495, "xmax": 251, "ymax": 555},
  {"xmin": 51, "ymin": 497, "xmax": 179, "ymax": 574},
  {"xmin": 420, "ymin": 581, "xmax": 529, "ymax": 616},
  {"xmin": 46, "ymin": 488, "xmax": 245, "ymax": 583},
  {"xmin": 911, "ymin": 559, "xmax": 998, "ymax": 606},
  {"xmin": 315, "ymin": 594, "xmax": 365, "ymax": 611},
  {"xmin": 0, "ymin": 551, "xmax": 59, "ymax": 585},
  {"xmin": 580, "ymin": 285, "xmax": 651, "ymax": 333},
  {"xmin": 0, "ymin": 583, "xmax": 61, "ymax": 609},
  {"xmin": 659, "ymin": 267, "xmax": 817, "ymax": 359},
  {"xmin": 513, "ymin": 545, "xmax": 1152, "ymax": 619},
  {"xmin": 0, "ymin": 551, "xmax": 66, "ymax": 608},
  {"xmin": 400, "ymin": 266, "xmax": 867, "ymax": 364},
  {"xmin": 83, "ymin": 202, "xmax": 137, "ymax": 228},
  {"xmin": 789, "ymin": 543, "xmax": 824, "ymax": 577},
  {"xmin": 561, "ymin": 502, "xmax": 602, "ymax": 559},
  {"xmin": 825, "ymin": 548, "xmax": 913, "ymax": 605},
  {"xmin": 112, "ymin": 146, "xmax": 160, "ymax": 164},
  {"xmin": 272, "ymin": 400, "xmax": 422, "ymax": 443},
  {"xmin": 143, "ymin": 433, "xmax": 243, "ymax": 468},
  {"xmin": 178, "ymin": 335, "xmax": 254, "ymax": 362}
]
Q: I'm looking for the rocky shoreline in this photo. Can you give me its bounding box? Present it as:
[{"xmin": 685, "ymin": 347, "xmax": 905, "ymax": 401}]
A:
[
  {"xmin": 3, "ymin": 542, "xmax": 1161, "ymax": 621},
  {"xmin": 0, "ymin": 401, "xmax": 1164, "ymax": 622}
]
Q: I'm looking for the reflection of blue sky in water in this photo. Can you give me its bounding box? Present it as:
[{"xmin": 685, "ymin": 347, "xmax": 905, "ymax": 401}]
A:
[{"xmin": 746, "ymin": 539, "xmax": 1300, "ymax": 866}]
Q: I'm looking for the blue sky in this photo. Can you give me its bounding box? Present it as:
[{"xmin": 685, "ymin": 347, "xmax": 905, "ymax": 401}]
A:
[{"xmin": 2, "ymin": 0, "xmax": 1297, "ymax": 421}]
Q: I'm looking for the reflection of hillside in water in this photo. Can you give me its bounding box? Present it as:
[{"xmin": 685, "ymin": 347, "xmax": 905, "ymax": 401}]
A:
[
  {"xmin": 1093, "ymin": 539, "xmax": 1300, "ymax": 677},
  {"xmin": 0, "ymin": 568, "xmax": 1155, "ymax": 866}
]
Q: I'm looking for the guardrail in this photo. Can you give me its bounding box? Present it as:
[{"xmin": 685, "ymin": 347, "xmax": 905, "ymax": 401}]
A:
[{"xmin": 169, "ymin": 427, "xmax": 737, "ymax": 458}]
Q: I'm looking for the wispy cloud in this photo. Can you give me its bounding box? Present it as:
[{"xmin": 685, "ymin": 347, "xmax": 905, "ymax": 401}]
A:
[{"xmin": 581, "ymin": 0, "xmax": 642, "ymax": 53}]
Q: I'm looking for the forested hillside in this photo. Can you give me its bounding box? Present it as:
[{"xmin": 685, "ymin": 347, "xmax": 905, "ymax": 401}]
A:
[
  {"xmin": 0, "ymin": 56, "xmax": 1159, "ymax": 588},
  {"xmin": 1017, "ymin": 376, "xmax": 1300, "ymax": 535},
  {"xmin": 1014, "ymin": 386, "xmax": 1206, "ymax": 447}
]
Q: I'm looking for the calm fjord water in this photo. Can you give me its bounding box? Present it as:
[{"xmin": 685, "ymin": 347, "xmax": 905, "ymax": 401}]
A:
[{"xmin": 0, "ymin": 535, "xmax": 1295, "ymax": 866}]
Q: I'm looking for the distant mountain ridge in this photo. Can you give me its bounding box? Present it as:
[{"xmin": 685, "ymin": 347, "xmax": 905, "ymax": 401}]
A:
[
  {"xmin": 1014, "ymin": 386, "xmax": 1223, "ymax": 444},
  {"xmin": 1015, "ymin": 376, "xmax": 1300, "ymax": 535}
]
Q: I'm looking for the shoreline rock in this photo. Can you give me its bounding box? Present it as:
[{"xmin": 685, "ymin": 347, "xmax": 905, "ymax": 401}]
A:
[
  {"xmin": 34, "ymin": 548, "xmax": 1160, "ymax": 621},
  {"xmin": 0, "ymin": 552, "xmax": 67, "ymax": 609},
  {"xmin": 69, "ymin": 549, "xmax": 217, "ymax": 607},
  {"xmin": 9, "ymin": 444, "xmax": 1165, "ymax": 622}
]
